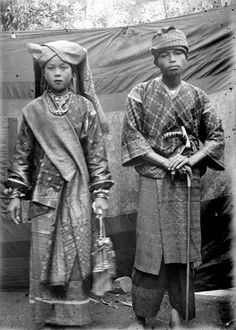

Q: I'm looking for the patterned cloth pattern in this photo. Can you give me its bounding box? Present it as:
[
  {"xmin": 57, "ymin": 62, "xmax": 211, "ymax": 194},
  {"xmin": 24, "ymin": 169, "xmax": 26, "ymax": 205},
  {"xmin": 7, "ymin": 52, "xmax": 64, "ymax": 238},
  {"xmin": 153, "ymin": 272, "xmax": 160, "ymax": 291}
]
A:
[{"xmin": 121, "ymin": 78, "xmax": 225, "ymax": 179}]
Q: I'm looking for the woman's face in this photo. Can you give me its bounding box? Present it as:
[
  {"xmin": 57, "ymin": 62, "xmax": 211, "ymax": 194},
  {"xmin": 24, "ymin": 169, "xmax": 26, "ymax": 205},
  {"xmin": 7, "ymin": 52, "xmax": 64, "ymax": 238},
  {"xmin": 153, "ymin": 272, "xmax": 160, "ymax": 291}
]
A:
[{"xmin": 44, "ymin": 55, "xmax": 73, "ymax": 94}]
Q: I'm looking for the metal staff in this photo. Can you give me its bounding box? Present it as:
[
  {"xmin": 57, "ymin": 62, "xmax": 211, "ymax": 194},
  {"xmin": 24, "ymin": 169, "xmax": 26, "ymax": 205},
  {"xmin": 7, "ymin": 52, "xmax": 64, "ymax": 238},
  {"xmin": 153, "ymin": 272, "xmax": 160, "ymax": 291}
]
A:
[
  {"xmin": 163, "ymin": 126, "xmax": 193, "ymax": 326},
  {"xmin": 185, "ymin": 172, "xmax": 192, "ymax": 327}
]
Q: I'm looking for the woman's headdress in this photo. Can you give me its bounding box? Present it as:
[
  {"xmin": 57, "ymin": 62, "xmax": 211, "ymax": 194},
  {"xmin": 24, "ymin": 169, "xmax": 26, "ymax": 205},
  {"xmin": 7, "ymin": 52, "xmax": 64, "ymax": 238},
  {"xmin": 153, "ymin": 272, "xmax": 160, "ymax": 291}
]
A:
[{"xmin": 27, "ymin": 40, "xmax": 108, "ymax": 134}]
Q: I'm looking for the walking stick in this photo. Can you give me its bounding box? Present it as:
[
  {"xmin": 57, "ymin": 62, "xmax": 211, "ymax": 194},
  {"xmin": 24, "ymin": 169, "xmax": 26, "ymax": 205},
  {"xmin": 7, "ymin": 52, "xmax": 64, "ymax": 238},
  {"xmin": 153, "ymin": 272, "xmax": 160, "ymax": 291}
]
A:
[{"xmin": 185, "ymin": 172, "xmax": 192, "ymax": 327}]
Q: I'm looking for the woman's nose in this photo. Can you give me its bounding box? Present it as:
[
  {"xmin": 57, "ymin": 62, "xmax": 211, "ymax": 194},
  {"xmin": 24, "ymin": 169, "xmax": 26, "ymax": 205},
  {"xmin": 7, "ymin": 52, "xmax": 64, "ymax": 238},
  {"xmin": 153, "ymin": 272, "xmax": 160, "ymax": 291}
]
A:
[{"xmin": 54, "ymin": 68, "xmax": 61, "ymax": 76}]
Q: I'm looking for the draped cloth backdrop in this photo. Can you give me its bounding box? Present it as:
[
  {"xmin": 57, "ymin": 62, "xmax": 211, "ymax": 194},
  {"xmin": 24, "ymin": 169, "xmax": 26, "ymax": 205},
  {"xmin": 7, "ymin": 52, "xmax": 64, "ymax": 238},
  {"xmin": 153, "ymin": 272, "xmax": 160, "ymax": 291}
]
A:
[{"xmin": 0, "ymin": 4, "xmax": 235, "ymax": 290}]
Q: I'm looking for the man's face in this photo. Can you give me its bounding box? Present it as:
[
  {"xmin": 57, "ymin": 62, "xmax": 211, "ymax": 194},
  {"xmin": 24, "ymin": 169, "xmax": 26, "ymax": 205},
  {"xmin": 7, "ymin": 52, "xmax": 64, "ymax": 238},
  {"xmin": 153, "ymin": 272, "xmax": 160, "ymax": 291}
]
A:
[
  {"xmin": 155, "ymin": 48, "xmax": 187, "ymax": 76},
  {"xmin": 44, "ymin": 56, "xmax": 73, "ymax": 94}
]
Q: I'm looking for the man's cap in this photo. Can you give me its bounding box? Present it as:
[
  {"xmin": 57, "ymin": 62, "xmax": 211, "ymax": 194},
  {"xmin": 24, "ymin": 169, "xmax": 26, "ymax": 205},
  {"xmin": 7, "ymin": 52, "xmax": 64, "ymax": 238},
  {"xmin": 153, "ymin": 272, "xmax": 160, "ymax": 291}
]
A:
[{"xmin": 150, "ymin": 26, "xmax": 188, "ymax": 56}]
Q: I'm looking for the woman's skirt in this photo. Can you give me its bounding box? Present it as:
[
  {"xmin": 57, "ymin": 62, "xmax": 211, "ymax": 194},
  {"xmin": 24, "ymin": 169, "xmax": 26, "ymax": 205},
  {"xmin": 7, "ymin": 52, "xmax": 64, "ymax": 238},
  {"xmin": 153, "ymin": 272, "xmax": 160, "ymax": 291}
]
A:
[{"xmin": 29, "ymin": 208, "xmax": 92, "ymax": 328}]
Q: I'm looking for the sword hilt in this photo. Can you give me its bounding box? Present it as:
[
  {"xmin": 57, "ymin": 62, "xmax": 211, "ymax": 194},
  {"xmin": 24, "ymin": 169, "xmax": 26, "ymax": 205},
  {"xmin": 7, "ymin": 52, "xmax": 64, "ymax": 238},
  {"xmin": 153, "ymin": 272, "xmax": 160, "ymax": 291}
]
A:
[{"xmin": 164, "ymin": 126, "xmax": 191, "ymax": 149}]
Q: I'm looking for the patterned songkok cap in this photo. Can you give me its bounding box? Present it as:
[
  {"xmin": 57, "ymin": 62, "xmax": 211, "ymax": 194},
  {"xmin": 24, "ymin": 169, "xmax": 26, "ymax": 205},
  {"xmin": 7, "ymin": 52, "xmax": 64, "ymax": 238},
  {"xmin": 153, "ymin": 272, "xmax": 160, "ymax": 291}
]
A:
[
  {"xmin": 150, "ymin": 26, "xmax": 188, "ymax": 56},
  {"xmin": 27, "ymin": 40, "xmax": 87, "ymax": 67}
]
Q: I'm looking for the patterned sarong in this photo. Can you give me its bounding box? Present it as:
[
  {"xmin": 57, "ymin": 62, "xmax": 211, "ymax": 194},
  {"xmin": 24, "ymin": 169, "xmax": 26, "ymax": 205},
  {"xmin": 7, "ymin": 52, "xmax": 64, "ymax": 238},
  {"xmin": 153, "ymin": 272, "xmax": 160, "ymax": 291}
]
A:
[
  {"xmin": 29, "ymin": 209, "xmax": 92, "ymax": 327},
  {"xmin": 134, "ymin": 171, "xmax": 201, "ymax": 276}
]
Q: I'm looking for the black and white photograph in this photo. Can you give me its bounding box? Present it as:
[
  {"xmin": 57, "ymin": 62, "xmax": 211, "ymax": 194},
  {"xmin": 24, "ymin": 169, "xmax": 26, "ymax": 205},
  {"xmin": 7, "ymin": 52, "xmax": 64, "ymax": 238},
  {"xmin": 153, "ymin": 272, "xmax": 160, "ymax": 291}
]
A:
[{"xmin": 0, "ymin": 0, "xmax": 235, "ymax": 329}]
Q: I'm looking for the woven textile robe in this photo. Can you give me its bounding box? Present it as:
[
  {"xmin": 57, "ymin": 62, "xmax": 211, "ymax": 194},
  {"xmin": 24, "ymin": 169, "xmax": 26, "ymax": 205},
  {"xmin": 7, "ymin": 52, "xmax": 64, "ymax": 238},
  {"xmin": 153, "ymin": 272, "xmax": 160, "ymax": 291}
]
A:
[{"xmin": 121, "ymin": 78, "xmax": 225, "ymax": 275}]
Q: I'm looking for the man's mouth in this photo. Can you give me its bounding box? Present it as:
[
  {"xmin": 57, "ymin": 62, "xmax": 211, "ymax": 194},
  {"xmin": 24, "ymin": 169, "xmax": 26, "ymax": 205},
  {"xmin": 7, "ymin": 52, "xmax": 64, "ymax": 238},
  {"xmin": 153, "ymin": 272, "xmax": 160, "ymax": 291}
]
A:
[{"xmin": 169, "ymin": 66, "xmax": 179, "ymax": 70}]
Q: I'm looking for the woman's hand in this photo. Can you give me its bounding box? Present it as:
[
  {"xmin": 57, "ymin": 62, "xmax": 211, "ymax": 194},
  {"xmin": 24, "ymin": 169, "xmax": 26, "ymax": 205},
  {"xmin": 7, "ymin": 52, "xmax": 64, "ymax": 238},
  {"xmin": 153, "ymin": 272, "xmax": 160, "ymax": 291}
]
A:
[
  {"xmin": 7, "ymin": 198, "xmax": 22, "ymax": 224},
  {"xmin": 92, "ymin": 197, "xmax": 109, "ymax": 218}
]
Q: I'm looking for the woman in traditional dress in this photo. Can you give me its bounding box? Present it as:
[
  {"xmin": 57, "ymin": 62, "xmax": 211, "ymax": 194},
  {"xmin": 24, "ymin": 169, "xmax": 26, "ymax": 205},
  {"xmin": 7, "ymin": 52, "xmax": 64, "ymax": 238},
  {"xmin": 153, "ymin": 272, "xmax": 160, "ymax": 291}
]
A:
[{"xmin": 5, "ymin": 40, "xmax": 113, "ymax": 329}]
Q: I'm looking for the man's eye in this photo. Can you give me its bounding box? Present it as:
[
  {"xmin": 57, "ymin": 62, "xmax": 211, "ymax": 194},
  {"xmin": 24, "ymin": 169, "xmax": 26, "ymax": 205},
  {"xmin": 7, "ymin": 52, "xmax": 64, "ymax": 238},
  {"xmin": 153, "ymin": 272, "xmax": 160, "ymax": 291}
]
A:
[{"xmin": 175, "ymin": 51, "xmax": 183, "ymax": 55}]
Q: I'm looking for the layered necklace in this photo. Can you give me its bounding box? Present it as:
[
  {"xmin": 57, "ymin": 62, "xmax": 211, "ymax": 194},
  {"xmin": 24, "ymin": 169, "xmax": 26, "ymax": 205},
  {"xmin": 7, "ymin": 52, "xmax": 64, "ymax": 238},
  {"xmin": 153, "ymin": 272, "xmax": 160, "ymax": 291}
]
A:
[{"xmin": 46, "ymin": 89, "xmax": 73, "ymax": 116}]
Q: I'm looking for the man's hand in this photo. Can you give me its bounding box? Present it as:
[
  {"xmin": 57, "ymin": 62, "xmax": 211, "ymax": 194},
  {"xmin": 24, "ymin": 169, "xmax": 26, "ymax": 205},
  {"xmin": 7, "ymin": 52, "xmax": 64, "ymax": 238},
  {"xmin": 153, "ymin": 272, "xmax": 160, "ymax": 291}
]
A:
[
  {"xmin": 7, "ymin": 198, "xmax": 22, "ymax": 224},
  {"xmin": 167, "ymin": 154, "xmax": 193, "ymax": 180},
  {"xmin": 168, "ymin": 154, "xmax": 190, "ymax": 172}
]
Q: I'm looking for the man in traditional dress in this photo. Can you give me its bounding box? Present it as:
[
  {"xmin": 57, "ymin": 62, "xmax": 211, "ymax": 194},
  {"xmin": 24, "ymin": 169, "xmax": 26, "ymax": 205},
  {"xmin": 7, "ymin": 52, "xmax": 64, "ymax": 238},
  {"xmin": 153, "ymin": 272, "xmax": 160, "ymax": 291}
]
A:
[
  {"xmin": 5, "ymin": 40, "xmax": 113, "ymax": 329},
  {"xmin": 121, "ymin": 26, "xmax": 225, "ymax": 328}
]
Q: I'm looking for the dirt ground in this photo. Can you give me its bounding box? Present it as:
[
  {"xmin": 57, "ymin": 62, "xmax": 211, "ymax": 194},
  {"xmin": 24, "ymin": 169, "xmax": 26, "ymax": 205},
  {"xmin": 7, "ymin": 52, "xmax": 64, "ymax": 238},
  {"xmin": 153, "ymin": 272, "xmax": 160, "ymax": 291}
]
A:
[{"xmin": 0, "ymin": 289, "xmax": 235, "ymax": 330}]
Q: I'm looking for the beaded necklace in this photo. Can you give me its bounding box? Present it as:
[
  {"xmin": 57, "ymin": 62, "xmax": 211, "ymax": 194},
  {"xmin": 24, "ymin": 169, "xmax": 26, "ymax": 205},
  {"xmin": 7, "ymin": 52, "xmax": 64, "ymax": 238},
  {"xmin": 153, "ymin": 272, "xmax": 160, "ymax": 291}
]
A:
[{"xmin": 46, "ymin": 90, "xmax": 73, "ymax": 116}]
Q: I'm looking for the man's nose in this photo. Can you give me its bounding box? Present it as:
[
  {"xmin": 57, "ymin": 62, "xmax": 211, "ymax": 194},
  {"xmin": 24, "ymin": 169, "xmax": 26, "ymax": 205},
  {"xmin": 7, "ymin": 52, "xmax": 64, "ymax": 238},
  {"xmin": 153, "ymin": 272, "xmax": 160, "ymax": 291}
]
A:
[{"xmin": 169, "ymin": 53, "xmax": 176, "ymax": 62}]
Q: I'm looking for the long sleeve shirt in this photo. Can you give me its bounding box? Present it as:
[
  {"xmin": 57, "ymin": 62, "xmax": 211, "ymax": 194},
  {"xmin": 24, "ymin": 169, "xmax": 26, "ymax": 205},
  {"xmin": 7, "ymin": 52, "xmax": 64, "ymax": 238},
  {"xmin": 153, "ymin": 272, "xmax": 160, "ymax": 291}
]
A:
[{"xmin": 121, "ymin": 78, "xmax": 225, "ymax": 178}]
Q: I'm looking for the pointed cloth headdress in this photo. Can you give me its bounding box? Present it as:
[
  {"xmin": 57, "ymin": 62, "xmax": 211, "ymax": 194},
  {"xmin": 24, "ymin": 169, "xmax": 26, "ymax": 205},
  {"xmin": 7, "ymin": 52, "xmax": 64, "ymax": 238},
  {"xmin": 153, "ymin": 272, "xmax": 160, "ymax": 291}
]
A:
[{"xmin": 27, "ymin": 40, "xmax": 108, "ymax": 134}]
